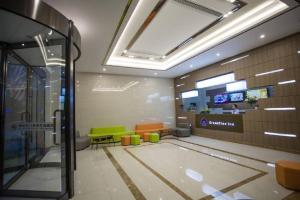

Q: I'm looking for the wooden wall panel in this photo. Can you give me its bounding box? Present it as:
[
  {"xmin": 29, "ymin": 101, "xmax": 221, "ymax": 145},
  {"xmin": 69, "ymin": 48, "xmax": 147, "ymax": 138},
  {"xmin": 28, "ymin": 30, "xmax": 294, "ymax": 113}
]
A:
[{"xmin": 174, "ymin": 33, "xmax": 300, "ymax": 153}]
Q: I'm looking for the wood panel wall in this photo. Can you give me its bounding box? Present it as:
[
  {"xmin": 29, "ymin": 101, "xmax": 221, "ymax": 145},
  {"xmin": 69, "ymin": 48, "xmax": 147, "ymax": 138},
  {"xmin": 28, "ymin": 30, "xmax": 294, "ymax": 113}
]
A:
[{"xmin": 174, "ymin": 33, "xmax": 300, "ymax": 153}]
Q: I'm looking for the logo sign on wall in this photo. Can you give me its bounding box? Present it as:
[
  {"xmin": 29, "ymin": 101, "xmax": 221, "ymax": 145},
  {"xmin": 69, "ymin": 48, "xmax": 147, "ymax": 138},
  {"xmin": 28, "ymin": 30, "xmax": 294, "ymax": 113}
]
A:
[
  {"xmin": 200, "ymin": 118, "xmax": 209, "ymax": 127},
  {"xmin": 12, "ymin": 122, "xmax": 54, "ymax": 131},
  {"xmin": 196, "ymin": 114, "xmax": 244, "ymax": 133}
]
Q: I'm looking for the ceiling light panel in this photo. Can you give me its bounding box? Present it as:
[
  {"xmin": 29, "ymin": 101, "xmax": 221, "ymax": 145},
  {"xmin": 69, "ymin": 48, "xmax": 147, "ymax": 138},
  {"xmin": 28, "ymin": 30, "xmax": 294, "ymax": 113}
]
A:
[
  {"xmin": 106, "ymin": 0, "xmax": 288, "ymax": 70},
  {"xmin": 130, "ymin": 0, "xmax": 218, "ymax": 56}
]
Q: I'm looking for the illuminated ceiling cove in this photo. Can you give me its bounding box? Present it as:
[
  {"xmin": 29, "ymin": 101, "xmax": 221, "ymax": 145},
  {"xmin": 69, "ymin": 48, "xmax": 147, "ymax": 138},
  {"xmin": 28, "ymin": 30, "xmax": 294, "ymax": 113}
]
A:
[{"xmin": 105, "ymin": 0, "xmax": 288, "ymax": 70}]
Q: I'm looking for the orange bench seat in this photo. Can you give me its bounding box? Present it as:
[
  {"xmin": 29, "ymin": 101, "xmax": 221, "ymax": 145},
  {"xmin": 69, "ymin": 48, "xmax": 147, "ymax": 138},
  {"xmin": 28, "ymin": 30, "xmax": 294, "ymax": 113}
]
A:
[{"xmin": 135, "ymin": 123, "xmax": 170, "ymax": 137}]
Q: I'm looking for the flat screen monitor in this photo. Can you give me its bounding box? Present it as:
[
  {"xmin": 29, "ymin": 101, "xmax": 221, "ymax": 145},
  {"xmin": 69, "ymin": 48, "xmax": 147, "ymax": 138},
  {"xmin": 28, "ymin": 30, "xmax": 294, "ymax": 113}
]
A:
[
  {"xmin": 246, "ymin": 88, "xmax": 268, "ymax": 100},
  {"xmin": 214, "ymin": 94, "xmax": 229, "ymax": 104},
  {"xmin": 229, "ymin": 92, "xmax": 245, "ymax": 102}
]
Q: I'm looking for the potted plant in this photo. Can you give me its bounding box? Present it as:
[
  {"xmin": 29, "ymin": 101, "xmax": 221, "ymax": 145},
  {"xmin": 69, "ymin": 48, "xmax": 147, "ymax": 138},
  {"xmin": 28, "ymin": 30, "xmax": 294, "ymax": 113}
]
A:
[{"xmin": 245, "ymin": 95, "xmax": 258, "ymax": 108}]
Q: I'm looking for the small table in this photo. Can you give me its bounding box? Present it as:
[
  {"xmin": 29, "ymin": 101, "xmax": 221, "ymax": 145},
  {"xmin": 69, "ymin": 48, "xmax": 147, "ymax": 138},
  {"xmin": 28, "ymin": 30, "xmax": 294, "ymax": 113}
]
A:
[{"xmin": 91, "ymin": 135, "xmax": 115, "ymax": 149}]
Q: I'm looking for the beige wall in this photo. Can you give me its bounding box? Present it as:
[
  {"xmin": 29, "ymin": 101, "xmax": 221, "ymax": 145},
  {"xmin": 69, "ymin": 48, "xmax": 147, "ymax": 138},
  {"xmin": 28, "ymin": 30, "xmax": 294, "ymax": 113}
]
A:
[{"xmin": 75, "ymin": 73, "xmax": 175, "ymax": 135}]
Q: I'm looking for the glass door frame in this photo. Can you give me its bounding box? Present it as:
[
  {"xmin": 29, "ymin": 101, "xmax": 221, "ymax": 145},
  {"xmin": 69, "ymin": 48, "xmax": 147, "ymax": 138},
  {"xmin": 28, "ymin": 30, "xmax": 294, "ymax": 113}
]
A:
[{"xmin": 0, "ymin": 0, "xmax": 81, "ymax": 199}]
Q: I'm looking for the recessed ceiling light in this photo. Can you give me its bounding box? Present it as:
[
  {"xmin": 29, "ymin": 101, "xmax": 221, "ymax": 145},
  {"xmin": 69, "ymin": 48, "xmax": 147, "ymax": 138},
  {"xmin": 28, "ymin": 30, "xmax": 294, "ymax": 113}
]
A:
[
  {"xmin": 162, "ymin": 55, "xmax": 166, "ymax": 59},
  {"xmin": 216, "ymin": 53, "xmax": 220, "ymax": 57},
  {"xmin": 21, "ymin": 43, "xmax": 25, "ymax": 46},
  {"xmin": 51, "ymin": 53, "xmax": 54, "ymax": 56},
  {"xmin": 48, "ymin": 30, "xmax": 53, "ymax": 36},
  {"xmin": 260, "ymin": 34, "xmax": 265, "ymax": 39},
  {"xmin": 297, "ymin": 50, "xmax": 300, "ymax": 54},
  {"xmin": 123, "ymin": 50, "xmax": 128, "ymax": 54},
  {"xmin": 103, "ymin": 68, "xmax": 107, "ymax": 72},
  {"xmin": 47, "ymin": 49, "xmax": 51, "ymax": 53},
  {"xmin": 189, "ymin": 64, "xmax": 193, "ymax": 68}
]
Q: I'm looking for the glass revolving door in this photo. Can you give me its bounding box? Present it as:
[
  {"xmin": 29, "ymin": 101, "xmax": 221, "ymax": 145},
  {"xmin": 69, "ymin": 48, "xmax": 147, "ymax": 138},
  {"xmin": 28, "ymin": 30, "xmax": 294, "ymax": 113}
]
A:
[{"xmin": 0, "ymin": 2, "xmax": 80, "ymax": 199}]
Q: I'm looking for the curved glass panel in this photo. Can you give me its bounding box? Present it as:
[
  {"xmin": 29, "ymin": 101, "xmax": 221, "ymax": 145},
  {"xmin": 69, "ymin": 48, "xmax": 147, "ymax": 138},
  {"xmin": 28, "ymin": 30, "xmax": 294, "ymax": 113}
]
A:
[{"xmin": 0, "ymin": 8, "xmax": 72, "ymax": 199}]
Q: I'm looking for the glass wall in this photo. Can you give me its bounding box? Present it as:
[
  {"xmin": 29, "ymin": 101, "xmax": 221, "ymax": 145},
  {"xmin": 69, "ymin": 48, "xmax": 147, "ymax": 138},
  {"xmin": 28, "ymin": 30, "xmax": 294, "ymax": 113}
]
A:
[{"xmin": 0, "ymin": 6, "xmax": 76, "ymax": 199}]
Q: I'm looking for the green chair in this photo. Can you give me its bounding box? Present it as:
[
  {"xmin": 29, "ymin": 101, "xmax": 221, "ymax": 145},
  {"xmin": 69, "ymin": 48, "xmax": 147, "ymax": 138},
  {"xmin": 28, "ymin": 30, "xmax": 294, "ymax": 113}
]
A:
[
  {"xmin": 130, "ymin": 135, "xmax": 140, "ymax": 145},
  {"xmin": 149, "ymin": 133, "xmax": 159, "ymax": 143}
]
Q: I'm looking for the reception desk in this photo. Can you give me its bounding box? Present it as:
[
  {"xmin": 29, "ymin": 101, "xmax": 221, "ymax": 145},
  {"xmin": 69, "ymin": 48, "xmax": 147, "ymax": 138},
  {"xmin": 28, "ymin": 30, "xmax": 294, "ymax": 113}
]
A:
[{"xmin": 195, "ymin": 114, "xmax": 244, "ymax": 133}]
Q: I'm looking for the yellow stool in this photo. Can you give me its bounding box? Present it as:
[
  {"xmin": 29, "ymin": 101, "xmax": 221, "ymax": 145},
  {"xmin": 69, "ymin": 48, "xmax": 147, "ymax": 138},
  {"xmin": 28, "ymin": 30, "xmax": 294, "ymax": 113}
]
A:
[{"xmin": 275, "ymin": 160, "xmax": 300, "ymax": 190}]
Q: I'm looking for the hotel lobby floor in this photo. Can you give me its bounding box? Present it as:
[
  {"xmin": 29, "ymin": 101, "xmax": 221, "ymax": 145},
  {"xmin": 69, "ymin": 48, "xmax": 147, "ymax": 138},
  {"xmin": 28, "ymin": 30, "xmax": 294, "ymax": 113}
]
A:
[{"xmin": 72, "ymin": 136, "xmax": 300, "ymax": 200}]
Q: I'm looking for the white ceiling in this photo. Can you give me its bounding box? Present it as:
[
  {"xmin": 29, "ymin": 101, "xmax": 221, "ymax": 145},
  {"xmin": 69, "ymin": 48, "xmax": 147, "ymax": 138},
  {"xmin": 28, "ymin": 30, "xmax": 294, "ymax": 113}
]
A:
[
  {"xmin": 43, "ymin": 0, "xmax": 300, "ymax": 78},
  {"xmin": 129, "ymin": 0, "xmax": 219, "ymax": 56}
]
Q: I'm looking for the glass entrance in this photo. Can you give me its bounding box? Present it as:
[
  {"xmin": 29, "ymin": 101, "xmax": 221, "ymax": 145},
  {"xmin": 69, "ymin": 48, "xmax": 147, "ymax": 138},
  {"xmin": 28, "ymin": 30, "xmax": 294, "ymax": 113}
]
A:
[{"xmin": 0, "ymin": 7, "xmax": 76, "ymax": 199}]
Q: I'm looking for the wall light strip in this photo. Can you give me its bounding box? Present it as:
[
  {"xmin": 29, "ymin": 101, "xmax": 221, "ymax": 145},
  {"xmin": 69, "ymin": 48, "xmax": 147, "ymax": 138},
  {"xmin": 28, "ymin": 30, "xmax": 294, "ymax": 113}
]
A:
[
  {"xmin": 278, "ymin": 80, "xmax": 296, "ymax": 85},
  {"xmin": 178, "ymin": 116, "xmax": 188, "ymax": 119},
  {"xmin": 196, "ymin": 73, "xmax": 235, "ymax": 89},
  {"xmin": 176, "ymin": 84, "xmax": 185, "ymax": 87},
  {"xmin": 264, "ymin": 107, "xmax": 296, "ymax": 111},
  {"xmin": 221, "ymin": 55, "xmax": 249, "ymax": 66},
  {"xmin": 180, "ymin": 75, "xmax": 190, "ymax": 80},
  {"xmin": 255, "ymin": 69, "xmax": 284, "ymax": 77},
  {"xmin": 264, "ymin": 132, "xmax": 297, "ymax": 138}
]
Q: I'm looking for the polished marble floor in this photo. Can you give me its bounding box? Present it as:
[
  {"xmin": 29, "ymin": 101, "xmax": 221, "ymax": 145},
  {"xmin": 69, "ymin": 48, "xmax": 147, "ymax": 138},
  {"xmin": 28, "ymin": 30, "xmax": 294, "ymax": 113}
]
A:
[
  {"xmin": 72, "ymin": 136, "xmax": 300, "ymax": 200},
  {"xmin": 9, "ymin": 146, "xmax": 62, "ymax": 192}
]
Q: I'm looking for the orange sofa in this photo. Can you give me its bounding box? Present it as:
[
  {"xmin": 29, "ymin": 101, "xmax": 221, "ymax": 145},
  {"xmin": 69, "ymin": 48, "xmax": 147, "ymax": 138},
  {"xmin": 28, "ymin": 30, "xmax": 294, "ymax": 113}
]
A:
[{"xmin": 135, "ymin": 123, "xmax": 170, "ymax": 138}]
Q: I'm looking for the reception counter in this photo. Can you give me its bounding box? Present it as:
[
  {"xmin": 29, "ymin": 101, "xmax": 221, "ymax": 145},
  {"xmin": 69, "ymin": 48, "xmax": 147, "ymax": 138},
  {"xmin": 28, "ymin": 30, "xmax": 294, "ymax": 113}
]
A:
[{"xmin": 195, "ymin": 114, "xmax": 244, "ymax": 133}]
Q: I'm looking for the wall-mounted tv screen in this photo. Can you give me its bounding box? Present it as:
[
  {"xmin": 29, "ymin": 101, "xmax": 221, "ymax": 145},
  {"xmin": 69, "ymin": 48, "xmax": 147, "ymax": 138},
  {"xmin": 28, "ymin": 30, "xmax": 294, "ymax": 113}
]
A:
[
  {"xmin": 214, "ymin": 94, "xmax": 228, "ymax": 104},
  {"xmin": 229, "ymin": 92, "xmax": 245, "ymax": 102},
  {"xmin": 246, "ymin": 88, "xmax": 268, "ymax": 100}
]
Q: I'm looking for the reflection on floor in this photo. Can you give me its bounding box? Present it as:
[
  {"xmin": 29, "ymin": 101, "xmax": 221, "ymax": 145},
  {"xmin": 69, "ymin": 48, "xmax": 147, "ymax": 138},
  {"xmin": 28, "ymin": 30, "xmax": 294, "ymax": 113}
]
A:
[
  {"xmin": 72, "ymin": 136, "xmax": 300, "ymax": 200},
  {"xmin": 9, "ymin": 146, "xmax": 62, "ymax": 192}
]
